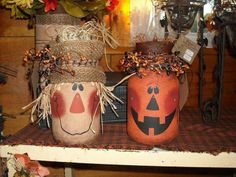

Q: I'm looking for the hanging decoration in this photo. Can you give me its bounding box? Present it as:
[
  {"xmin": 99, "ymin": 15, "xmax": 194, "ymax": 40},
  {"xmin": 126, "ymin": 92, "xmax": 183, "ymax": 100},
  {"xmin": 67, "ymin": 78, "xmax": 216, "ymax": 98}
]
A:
[{"xmin": 163, "ymin": 0, "xmax": 205, "ymax": 32}]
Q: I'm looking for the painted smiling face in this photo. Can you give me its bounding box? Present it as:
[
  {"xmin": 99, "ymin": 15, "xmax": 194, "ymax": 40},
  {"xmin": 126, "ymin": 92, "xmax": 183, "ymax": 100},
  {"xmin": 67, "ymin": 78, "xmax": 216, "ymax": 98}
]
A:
[
  {"xmin": 50, "ymin": 82, "xmax": 100, "ymax": 145},
  {"xmin": 127, "ymin": 71, "xmax": 179, "ymax": 145}
]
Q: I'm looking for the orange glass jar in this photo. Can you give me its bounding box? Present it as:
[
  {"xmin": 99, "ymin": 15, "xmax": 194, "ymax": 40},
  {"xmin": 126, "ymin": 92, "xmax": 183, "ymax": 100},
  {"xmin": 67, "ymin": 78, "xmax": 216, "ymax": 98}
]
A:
[{"xmin": 127, "ymin": 70, "xmax": 179, "ymax": 145}]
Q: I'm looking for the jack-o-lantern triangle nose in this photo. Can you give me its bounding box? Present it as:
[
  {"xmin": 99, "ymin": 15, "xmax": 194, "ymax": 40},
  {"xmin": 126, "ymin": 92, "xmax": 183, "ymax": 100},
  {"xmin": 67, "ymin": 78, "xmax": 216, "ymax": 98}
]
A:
[
  {"xmin": 146, "ymin": 95, "xmax": 159, "ymax": 110},
  {"xmin": 70, "ymin": 93, "xmax": 85, "ymax": 113}
]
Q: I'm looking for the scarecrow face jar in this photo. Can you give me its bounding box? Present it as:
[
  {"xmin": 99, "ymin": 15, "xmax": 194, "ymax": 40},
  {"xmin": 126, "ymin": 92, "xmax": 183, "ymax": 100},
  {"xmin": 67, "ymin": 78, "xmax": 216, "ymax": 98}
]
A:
[
  {"xmin": 50, "ymin": 82, "xmax": 100, "ymax": 145},
  {"xmin": 127, "ymin": 71, "xmax": 179, "ymax": 145}
]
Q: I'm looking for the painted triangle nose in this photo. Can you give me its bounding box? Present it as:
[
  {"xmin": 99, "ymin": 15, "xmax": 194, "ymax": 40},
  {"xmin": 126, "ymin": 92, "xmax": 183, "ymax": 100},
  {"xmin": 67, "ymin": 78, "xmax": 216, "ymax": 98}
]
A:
[
  {"xmin": 70, "ymin": 93, "xmax": 85, "ymax": 113},
  {"xmin": 146, "ymin": 95, "xmax": 159, "ymax": 110}
]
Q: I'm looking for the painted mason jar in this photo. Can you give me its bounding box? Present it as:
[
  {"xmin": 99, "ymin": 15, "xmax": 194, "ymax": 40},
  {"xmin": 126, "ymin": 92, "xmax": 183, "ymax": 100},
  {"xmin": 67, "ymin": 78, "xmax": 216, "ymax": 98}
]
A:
[
  {"xmin": 28, "ymin": 20, "xmax": 120, "ymax": 145},
  {"xmin": 47, "ymin": 31, "xmax": 106, "ymax": 145},
  {"xmin": 49, "ymin": 65, "xmax": 106, "ymax": 145},
  {"xmin": 50, "ymin": 82, "xmax": 101, "ymax": 145},
  {"xmin": 127, "ymin": 70, "xmax": 179, "ymax": 145}
]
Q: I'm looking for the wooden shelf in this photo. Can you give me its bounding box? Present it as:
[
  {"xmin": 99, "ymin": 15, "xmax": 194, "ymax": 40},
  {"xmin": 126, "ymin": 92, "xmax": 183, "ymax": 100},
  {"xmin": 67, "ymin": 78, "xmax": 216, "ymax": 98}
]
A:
[{"xmin": 1, "ymin": 144, "xmax": 236, "ymax": 176}]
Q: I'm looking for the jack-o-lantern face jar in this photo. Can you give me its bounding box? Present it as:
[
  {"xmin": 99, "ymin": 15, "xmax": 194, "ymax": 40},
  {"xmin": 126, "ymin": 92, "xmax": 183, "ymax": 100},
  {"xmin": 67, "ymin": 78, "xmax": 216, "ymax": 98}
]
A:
[
  {"xmin": 121, "ymin": 40, "xmax": 189, "ymax": 145},
  {"xmin": 128, "ymin": 71, "xmax": 179, "ymax": 145},
  {"xmin": 51, "ymin": 82, "xmax": 101, "ymax": 145}
]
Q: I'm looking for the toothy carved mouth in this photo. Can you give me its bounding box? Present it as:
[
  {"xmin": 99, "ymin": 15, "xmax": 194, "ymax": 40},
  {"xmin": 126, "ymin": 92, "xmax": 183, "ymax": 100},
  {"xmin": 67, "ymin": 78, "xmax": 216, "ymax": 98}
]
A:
[{"xmin": 131, "ymin": 108, "xmax": 176, "ymax": 135}]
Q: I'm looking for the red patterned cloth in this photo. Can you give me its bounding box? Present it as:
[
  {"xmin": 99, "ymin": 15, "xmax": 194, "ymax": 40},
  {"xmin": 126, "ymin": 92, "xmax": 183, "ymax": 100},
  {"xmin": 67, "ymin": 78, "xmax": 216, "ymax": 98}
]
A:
[
  {"xmin": 2, "ymin": 107, "xmax": 236, "ymax": 154},
  {"xmin": 159, "ymin": 107, "xmax": 236, "ymax": 155}
]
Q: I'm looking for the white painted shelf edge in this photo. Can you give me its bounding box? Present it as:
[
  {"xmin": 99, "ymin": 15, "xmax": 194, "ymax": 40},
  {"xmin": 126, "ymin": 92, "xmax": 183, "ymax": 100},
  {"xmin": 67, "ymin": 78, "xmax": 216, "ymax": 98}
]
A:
[{"xmin": 1, "ymin": 144, "xmax": 236, "ymax": 168}]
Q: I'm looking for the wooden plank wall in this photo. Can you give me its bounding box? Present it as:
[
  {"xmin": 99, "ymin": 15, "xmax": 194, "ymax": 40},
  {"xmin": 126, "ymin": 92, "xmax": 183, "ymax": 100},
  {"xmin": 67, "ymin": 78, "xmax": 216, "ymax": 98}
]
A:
[
  {"xmin": 0, "ymin": 9, "xmax": 34, "ymax": 135},
  {"xmin": 186, "ymin": 49, "xmax": 236, "ymax": 107}
]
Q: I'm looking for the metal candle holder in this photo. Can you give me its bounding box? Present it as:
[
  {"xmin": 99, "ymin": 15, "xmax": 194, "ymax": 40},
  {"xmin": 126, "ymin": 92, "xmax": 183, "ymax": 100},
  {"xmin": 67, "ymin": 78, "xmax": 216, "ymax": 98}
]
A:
[{"xmin": 163, "ymin": 0, "xmax": 206, "ymax": 34}]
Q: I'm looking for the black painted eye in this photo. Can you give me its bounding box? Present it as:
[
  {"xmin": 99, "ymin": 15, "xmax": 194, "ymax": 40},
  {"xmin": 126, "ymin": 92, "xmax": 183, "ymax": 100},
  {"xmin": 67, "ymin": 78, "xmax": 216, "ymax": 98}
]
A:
[
  {"xmin": 72, "ymin": 83, "xmax": 77, "ymax": 91},
  {"xmin": 154, "ymin": 86, "xmax": 159, "ymax": 94},
  {"xmin": 147, "ymin": 86, "xmax": 153, "ymax": 94},
  {"xmin": 78, "ymin": 84, "xmax": 84, "ymax": 91}
]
